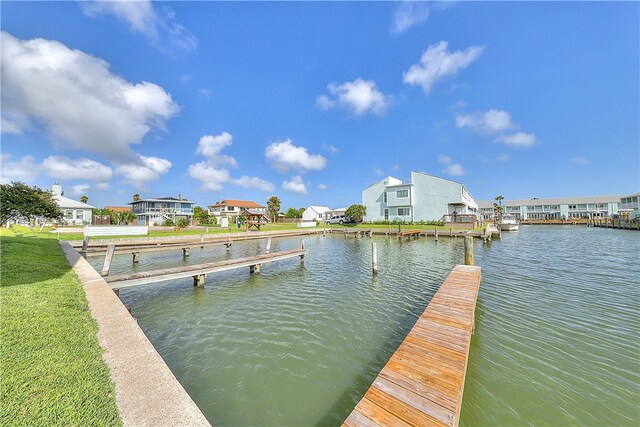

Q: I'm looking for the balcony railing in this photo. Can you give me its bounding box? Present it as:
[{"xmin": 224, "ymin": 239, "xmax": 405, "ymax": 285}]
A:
[{"xmin": 133, "ymin": 208, "xmax": 194, "ymax": 215}]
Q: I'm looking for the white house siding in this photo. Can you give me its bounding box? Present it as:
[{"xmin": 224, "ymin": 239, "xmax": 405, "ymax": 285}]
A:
[
  {"xmin": 302, "ymin": 206, "xmax": 331, "ymax": 222},
  {"xmin": 363, "ymin": 173, "xmax": 477, "ymax": 222}
]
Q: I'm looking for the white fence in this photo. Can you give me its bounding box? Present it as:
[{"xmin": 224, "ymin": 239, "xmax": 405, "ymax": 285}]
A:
[
  {"xmin": 84, "ymin": 225, "xmax": 149, "ymax": 237},
  {"xmin": 297, "ymin": 221, "xmax": 317, "ymax": 228}
]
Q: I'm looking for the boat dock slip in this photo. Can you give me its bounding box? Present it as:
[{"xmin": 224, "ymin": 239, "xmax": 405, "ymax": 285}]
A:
[
  {"xmin": 343, "ymin": 264, "xmax": 482, "ymax": 427},
  {"xmin": 105, "ymin": 248, "xmax": 306, "ymax": 289}
]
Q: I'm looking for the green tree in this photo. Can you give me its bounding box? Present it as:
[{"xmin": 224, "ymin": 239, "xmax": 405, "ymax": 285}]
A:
[
  {"xmin": 161, "ymin": 218, "xmax": 175, "ymax": 227},
  {"xmin": 80, "ymin": 195, "xmax": 89, "ymax": 204},
  {"xmin": 494, "ymin": 195, "xmax": 504, "ymax": 220},
  {"xmin": 193, "ymin": 206, "xmax": 211, "ymax": 225},
  {"xmin": 176, "ymin": 218, "xmax": 189, "ymax": 228},
  {"xmin": 284, "ymin": 208, "xmax": 300, "ymax": 218},
  {"xmin": 132, "ymin": 193, "xmax": 140, "ymax": 201},
  {"xmin": 298, "ymin": 208, "xmax": 306, "ymax": 218},
  {"xmin": 267, "ymin": 196, "xmax": 281, "ymax": 222},
  {"xmin": 345, "ymin": 204, "xmax": 367, "ymax": 223},
  {"xmin": 0, "ymin": 182, "xmax": 63, "ymax": 225}
]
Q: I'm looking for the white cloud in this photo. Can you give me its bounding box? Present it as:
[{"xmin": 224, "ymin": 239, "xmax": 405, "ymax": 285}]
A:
[
  {"xmin": 323, "ymin": 143, "xmax": 339, "ymax": 154},
  {"xmin": 438, "ymin": 154, "xmax": 452, "ymax": 164},
  {"xmin": 70, "ymin": 184, "xmax": 91, "ymax": 197},
  {"xmin": 1, "ymin": 117, "xmax": 22, "ymax": 134},
  {"xmin": 373, "ymin": 167, "xmax": 383, "ymax": 176},
  {"xmin": 0, "ymin": 154, "xmax": 39, "ymax": 184},
  {"xmin": 317, "ymin": 183, "xmax": 328, "ymax": 190},
  {"xmin": 187, "ymin": 161, "xmax": 230, "ymax": 192},
  {"xmin": 95, "ymin": 182, "xmax": 110, "ymax": 191},
  {"xmin": 232, "ymin": 176, "xmax": 275, "ymax": 192},
  {"xmin": 1, "ymin": 32, "xmax": 179, "ymax": 162},
  {"xmin": 317, "ymin": 78, "xmax": 390, "ymax": 116},
  {"xmin": 438, "ymin": 153, "xmax": 465, "ymax": 176},
  {"xmin": 282, "ymin": 176, "xmax": 307, "ymax": 195},
  {"xmin": 198, "ymin": 88, "xmax": 212, "ymax": 99},
  {"xmin": 80, "ymin": 0, "xmax": 197, "ymax": 54},
  {"xmin": 196, "ymin": 132, "xmax": 237, "ymax": 167},
  {"xmin": 265, "ymin": 139, "xmax": 326, "ymax": 172},
  {"xmin": 455, "ymin": 109, "xmax": 513, "ymax": 133},
  {"xmin": 571, "ymin": 157, "xmax": 590, "ymax": 165},
  {"xmin": 403, "ymin": 40, "xmax": 484, "ymax": 94},
  {"xmin": 497, "ymin": 153, "xmax": 511, "ymax": 162},
  {"xmin": 116, "ymin": 155, "xmax": 172, "ymax": 187},
  {"xmin": 41, "ymin": 156, "xmax": 113, "ymax": 181},
  {"xmin": 443, "ymin": 163, "xmax": 465, "ymax": 176},
  {"xmin": 496, "ymin": 132, "xmax": 537, "ymax": 147},
  {"xmin": 392, "ymin": 1, "xmax": 430, "ymax": 34}
]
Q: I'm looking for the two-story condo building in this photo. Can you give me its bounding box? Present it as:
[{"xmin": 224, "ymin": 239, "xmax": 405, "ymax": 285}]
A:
[
  {"xmin": 208, "ymin": 200, "xmax": 266, "ymax": 222},
  {"xmin": 477, "ymin": 195, "xmax": 623, "ymax": 221},
  {"xmin": 129, "ymin": 196, "xmax": 195, "ymax": 226},
  {"xmin": 362, "ymin": 172, "xmax": 478, "ymax": 222}
]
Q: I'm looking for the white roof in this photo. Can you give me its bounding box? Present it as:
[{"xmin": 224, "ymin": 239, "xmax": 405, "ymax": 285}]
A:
[
  {"xmin": 307, "ymin": 205, "xmax": 331, "ymax": 214},
  {"xmin": 55, "ymin": 195, "xmax": 95, "ymax": 209},
  {"xmin": 331, "ymin": 207, "xmax": 348, "ymax": 211}
]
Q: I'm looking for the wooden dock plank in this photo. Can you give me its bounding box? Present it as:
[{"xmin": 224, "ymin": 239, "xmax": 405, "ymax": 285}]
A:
[
  {"xmin": 104, "ymin": 248, "xmax": 306, "ymax": 289},
  {"xmin": 344, "ymin": 264, "xmax": 481, "ymax": 427}
]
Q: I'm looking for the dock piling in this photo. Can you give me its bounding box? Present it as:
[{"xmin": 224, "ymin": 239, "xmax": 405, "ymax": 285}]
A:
[
  {"xmin": 464, "ymin": 236, "xmax": 474, "ymax": 266},
  {"xmin": 300, "ymin": 238, "xmax": 305, "ymax": 263},
  {"xmin": 132, "ymin": 252, "xmax": 140, "ymax": 263},
  {"xmin": 182, "ymin": 248, "xmax": 190, "ymax": 258},
  {"xmin": 435, "ymin": 228, "xmax": 439, "ymax": 242},
  {"xmin": 193, "ymin": 274, "xmax": 205, "ymax": 287},
  {"xmin": 372, "ymin": 242, "xmax": 378, "ymax": 274},
  {"xmin": 81, "ymin": 236, "xmax": 90, "ymax": 254},
  {"xmin": 265, "ymin": 237, "xmax": 272, "ymax": 254},
  {"xmin": 101, "ymin": 244, "xmax": 116, "ymax": 277}
]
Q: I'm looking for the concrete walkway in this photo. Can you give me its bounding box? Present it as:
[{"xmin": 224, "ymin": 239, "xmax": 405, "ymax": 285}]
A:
[{"xmin": 60, "ymin": 241, "xmax": 211, "ymax": 427}]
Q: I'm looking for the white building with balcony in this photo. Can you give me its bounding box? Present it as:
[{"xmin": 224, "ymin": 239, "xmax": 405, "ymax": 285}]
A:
[
  {"xmin": 618, "ymin": 192, "xmax": 639, "ymax": 220},
  {"xmin": 129, "ymin": 196, "xmax": 195, "ymax": 226},
  {"xmin": 362, "ymin": 172, "xmax": 478, "ymax": 223},
  {"xmin": 208, "ymin": 199, "xmax": 266, "ymax": 222}
]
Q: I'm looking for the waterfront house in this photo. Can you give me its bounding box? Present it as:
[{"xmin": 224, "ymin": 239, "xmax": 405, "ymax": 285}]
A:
[
  {"xmin": 129, "ymin": 196, "xmax": 195, "ymax": 226},
  {"xmin": 208, "ymin": 199, "xmax": 266, "ymax": 223},
  {"xmin": 618, "ymin": 192, "xmax": 640, "ymax": 220},
  {"xmin": 478, "ymin": 195, "xmax": 623, "ymax": 221},
  {"xmin": 302, "ymin": 206, "xmax": 331, "ymax": 222},
  {"xmin": 51, "ymin": 184, "xmax": 95, "ymax": 225},
  {"xmin": 362, "ymin": 172, "xmax": 478, "ymax": 223}
]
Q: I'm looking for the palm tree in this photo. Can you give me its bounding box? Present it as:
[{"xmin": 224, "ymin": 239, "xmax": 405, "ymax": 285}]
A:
[
  {"xmin": 267, "ymin": 196, "xmax": 281, "ymax": 222},
  {"xmin": 494, "ymin": 195, "xmax": 504, "ymax": 220},
  {"xmin": 133, "ymin": 193, "xmax": 140, "ymax": 201},
  {"xmin": 80, "ymin": 195, "xmax": 88, "ymax": 204}
]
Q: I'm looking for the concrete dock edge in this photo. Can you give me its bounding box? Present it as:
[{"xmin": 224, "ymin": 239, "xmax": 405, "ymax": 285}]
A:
[{"xmin": 59, "ymin": 241, "xmax": 211, "ymax": 427}]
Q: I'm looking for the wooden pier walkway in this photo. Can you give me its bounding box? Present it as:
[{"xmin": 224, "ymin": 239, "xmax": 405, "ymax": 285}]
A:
[
  {"xmin": 104, "ymin": 248, "xmax": 306, "ymax": 289},
  {"xmin": 343, "ymin": 264, "xmax": 482, "ymax": 427}
]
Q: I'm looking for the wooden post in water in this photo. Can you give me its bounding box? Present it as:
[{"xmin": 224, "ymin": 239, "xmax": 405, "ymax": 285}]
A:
[
  {"xmin": 132, "ymin": 252, "xmax": 140, "ymax": 263},
  {"xmin": 81, "ymin": 236, "xmax": 90, "ymax": 253},
  {"xmin": 265, "ymin": 237, "xmax": 272, "ymax": 254},
  {"xmin": 182, "ymin": 247, "xmax": 190, "ymax": 258},
  {"xmin": 449, "ymin": 228, "xmax": 452, "ymax": 238},
  {"xmin": 193, "ymin": 274, "xmax": 205, "ymax": 287},
  {"xmin": 101, "ymin": 244, "xmax": 116, "ymax": 276},
  {"xmin": 372, "ymin": 242, "xmax": 378, "ymax": 274},
  {"xmin": 464, "ymin": 236, "xmax": 474, "ymax": 266},
  {"xmin": 249, "ymin": 264, "xmax": 261, "ymax": 274},
  {"xmin": 300, "ymin": 238, "xmax": 305, "ymax": 263},
  {"xmin": 434, "ymin": 228, "xmax": 439, "ymax": 242}
]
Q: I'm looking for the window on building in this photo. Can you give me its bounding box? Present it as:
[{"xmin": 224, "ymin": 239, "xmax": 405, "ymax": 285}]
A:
[
  {"xmin": 76, "ymin": 210, "xmax": 84, "ymax": 220},
  {"xmin": 383, "ymin": 192, "xmax": 387, "ymax": 203},
  {"xmin": 397, "ymin": 207, "xmax": 411, "ymax": 216},
  {"xmin": 65, "ymin": 210, "xmax": 73, "ymax": 220},
  {"xmin": 396, "ymin": 189, "xmax": 408, "ymax": 198}
]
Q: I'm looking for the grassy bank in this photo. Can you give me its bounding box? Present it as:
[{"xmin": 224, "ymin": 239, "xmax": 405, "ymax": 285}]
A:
[{"xmin": 0, "ymin": 231, "xmax": 121, "ymax": 425}]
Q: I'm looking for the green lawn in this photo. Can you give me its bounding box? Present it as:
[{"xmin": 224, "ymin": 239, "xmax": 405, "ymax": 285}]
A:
[{"xmin": 0, "ymin": 230, "xmax": 121, "ymax": 426}]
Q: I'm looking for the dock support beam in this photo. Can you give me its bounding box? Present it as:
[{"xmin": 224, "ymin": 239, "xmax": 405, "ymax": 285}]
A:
[
  {"xmin": 183, "ymin": 248, "xmax": 190, "ymax": 258},
  {"xmin": 101, "ymin": 244, "xmax": 116, "ymax": 277},
  {"xmin": 193, "ymin": 274, "xmax": 205, "ymax": 287},
  {"xmin": 265, "ymin": 237, "xmax": 272, "ymax": 254},
  {"xmin": 464, "ymin": 236, "xmax": 474, "ymax": 266},
  {"xmin": 132, "ymin": 252, "xmax": 140, "ymax": 263},
  {"xmin": 372, "ymin": 242, "xmax": 378, "ymax": 274},
  {"xmin": 435, "ymin": 228, "xmax": 439, "ymax": 242},
  {"xmin": 81, "ymin": 236, "xmax": 90, "ymax": 254},
  {"xmin": 300, "ymin": 239, "xmax": 305, "ymax": 263},
  {"xmin": 249, "ymin": 264, "xmax": 261, "ymax": 274}
]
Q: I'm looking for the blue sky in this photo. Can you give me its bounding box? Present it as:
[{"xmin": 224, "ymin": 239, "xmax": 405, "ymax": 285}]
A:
[{"xmin": 1, "ymin": 1, "xmax": 638, "ymax": 210}]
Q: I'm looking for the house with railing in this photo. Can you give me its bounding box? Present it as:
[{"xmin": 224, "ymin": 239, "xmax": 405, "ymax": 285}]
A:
[
  {"xmin": 208, "ymin": 199, "xmax": 267, "ymax": 223},
  {"xmin": 362, "ymin": 172, "xmax": 479, "ymax": 223},
  {"xmin": 478, "ymin": 195, "xmax": 623, "ymax": 221},
  {"xmin": 128, "ymin": 196, "xmax": 196, "ymax": 226}
]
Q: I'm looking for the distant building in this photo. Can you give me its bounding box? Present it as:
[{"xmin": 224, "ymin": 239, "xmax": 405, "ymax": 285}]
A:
[
  {"xmin": 104, "ymin": 206, "xmax": 132, "ymax": 213},
  {"xmin": 362, "ymin": 172, "xmax": 478, "ymax": 222},
  {"xmin": 302, "ymin": 206, "xmax": 331, "ymax": 222},
  {"xmin": 208, "ymin": 199, "xmax": 266, "ymax": 222},
  {"xmin": 51, "ymin": 184, "xmax": 95, "ymax": 225},
  {"xmin": 477, "ymin": 195, "xmax": 623, "ymax": 220},
  {"xmin": 618, "ymin": 192, "xmax": 639, "ymax": 220},
  {"xmin": 129, "ymin": 196, "xmax": 195, "ymax": 226}
]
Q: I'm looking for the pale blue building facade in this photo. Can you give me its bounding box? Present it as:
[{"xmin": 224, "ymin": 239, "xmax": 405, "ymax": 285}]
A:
[{"xmin": 362, "ymin": 172, "xmax": 479, "ymax": 222}]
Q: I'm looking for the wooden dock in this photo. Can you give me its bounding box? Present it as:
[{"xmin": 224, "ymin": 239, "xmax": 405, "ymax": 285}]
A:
[
  {"xmin": 343, "ymin": 264, "xmax": 482, "ymax": 427},
  {"xmin": 397, "ymin": 229, "xmax": 422, "ymax": 239},
  {"xmin": 104, "ymin": 248, "xmax": 306, "ymax": 289}
]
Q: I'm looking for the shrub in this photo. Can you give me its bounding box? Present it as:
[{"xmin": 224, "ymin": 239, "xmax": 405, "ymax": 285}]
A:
[
  {"xmin": 176, "ymin": 218, "xmax": 189, "ymax": 228},
  {"xmin": 162, "ymin": 218, "xmax": 175, "ymax": 226}
]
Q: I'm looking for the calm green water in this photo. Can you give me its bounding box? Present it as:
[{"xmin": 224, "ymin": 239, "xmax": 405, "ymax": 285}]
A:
[{"xmin": 90, "ymin": 227, "xmax": 640, "ymax": 426}]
